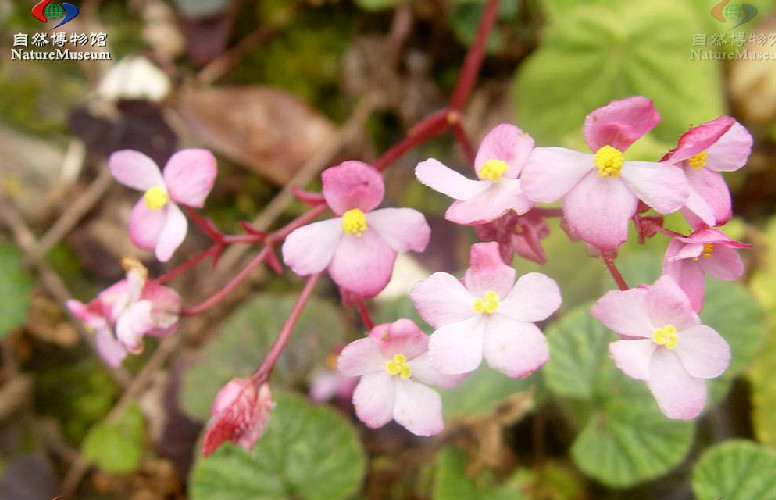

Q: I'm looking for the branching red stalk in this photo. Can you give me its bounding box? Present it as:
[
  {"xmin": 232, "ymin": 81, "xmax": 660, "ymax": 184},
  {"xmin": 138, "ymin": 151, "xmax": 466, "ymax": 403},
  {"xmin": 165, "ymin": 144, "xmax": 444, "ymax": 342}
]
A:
[
  {"xmin": 601, "ymin": 252, "xmax": 629, "ymax": 291},
  {"xmin": 374, "ymin": 109, "xmax": 449, "ymax": 171},
  {"xmin": 354, "ymin": 297, "xmax": 375, "ymax": 331}
]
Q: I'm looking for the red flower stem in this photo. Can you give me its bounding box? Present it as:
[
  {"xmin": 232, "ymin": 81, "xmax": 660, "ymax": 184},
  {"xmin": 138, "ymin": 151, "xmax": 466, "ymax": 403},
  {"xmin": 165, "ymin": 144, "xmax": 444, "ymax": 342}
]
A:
[
  {"xmin": 373, "ymin": 109, "xmax": 450, "ymax": 172},
  {"xmin": 254, "ymin": 273, "xmax": 321, "ymax": 380},
  {"xmin": 532, "ymin": 207, "xmax": 564, "ymax": 218},
  {"xmin": 449, "ymin": 0, "xmax": 500, "ymax": 111},
  {"xmin": 451, "ymin": 120, "xmax": 476, "ymax": 164},
  {"xmin": 354, "ymin": 297, "xmax": 375, "ymax": 330},
  {"xmin": 153, "ymin": 244, "xmax": 219, "ymax": 285},
  {"xmin": 601, "ymin": 252, "xmax": 629, "ymax": 291},
  {"xmin": 639, "ymin": 217, "xmax": 686, "ymax": 238}
]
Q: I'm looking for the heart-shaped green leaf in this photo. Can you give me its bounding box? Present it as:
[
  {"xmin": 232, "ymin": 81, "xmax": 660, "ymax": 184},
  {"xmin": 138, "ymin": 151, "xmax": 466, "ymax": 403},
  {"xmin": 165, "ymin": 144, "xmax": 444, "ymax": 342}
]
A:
[{"xmin": 692, "ymin": 440, "xmax": 776, "ymax": 500}]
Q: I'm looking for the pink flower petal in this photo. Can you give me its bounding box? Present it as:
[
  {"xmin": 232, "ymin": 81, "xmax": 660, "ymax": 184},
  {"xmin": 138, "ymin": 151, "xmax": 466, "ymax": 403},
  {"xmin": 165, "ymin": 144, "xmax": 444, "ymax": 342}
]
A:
[
  {"xmin": 155, "ymin": 203, "xmax": 187, "ymax": 262},
  {"xmin": 522, "ymin": 147, "xmax": 592, "ymax": 203},
  {"xmin": 464, "ymin": 242, "xmax": 516, "ymax": 298},
  {"xmin": 415, "ymin": 158, "xmax": 490, "ymax": 200},
  {"xmin": 591, "ymin": 288, "xmax": 653, "ymax": 338},
  {"xmin": 410, "ymin": 272, "xmax": 477, "ymax": 328},
  {"xmin": 428, "ymin": 316, "xmax": 485, "ymax": 375},
  {"xmin": 353, "ymin": 372, "xmax": 396, "ymax": 429},
  {"xmin": 128, "ymin": 199, "xmax": 167, "ymax": 251},
  {"xmin": 646, "ymin": 275, "xmax": 699, "ymax": 331},
  {"xmin": 337, "ymin": 337, "xmax": 385, "ymax": 376},
  {"xmin": 393, "ymin": 379, "xmax": 444, "ymax": 436},
  {"xmin": 483, "ymin": 316, "xmax": 548, "ymax": 378},
  {"xmin": 163, "ymin": 149, "xmax": 217, "ymax": 208},
  {"xmin": 115, "ymin": 300, "xmax": 153, "ymax": 352},
  {"xmin": 143, "ymin": 283, "xmax": 181, "ymax": 336},
  {"xmin": 474, "ymin": 124, "xmax": 534, "ymax": 178},
  {"xmin": 647, "ymin": 349, "xmax": 706, "ymax": 420},
  {"xmin": 371, "ymin": 319, "xmax": 429, "ymax": 360},
  {"xmin": 95, "ymin": 328, "xmax": 128, "ymax": 367},
  {"xmin": 675, "ymin": 325, "xmax": 730, "ymax": 379},
  {"xmin": 661, "ymin": 116, "xmax": 735, "ymax": 163},
  {"xmin": 282, "ymin": 218, "xmax": 343, "ymax": 275},
  {"xmin": 699, "ymin": 245, "xmax": 744, "ymax": 280},
  {"xmin": 563, "ymin": 172, "xmax": 637, "ymax": 250},
  {"xmin": 620, "ymin": 161, "xmax": 688, "ymax": 214},
  {"xmin": 684, "ymin": 168, "xmax": 731, "ymax": 226},
  {"xmin": 664, "ymin": 240, "xmax": 704, "ymax": 264},
  {"xmin": 706, "ymin": 122, "xmax": 753, "ymax": 172},
  {"xmin": 583, "ymin": 96, "xmax": 660, "ymax": 152},
  {"xmin": 446, "ymin": 178, "xmax": 531, "ymax": 224},
  {"xmin": 407, "ymin": 352, "xmax": 465, "ymax": 388},
  {"xmin": 322, "ymin": 161, "xmax": 384, "ymax": 215},
  {"xmin": 663, "ymin": 258, "xmax": 706, "ymax": 313},
  {"xmin": 109, "ymin": 150, "xmax": 164, "ymax": 191},
  {"xmin": 499, "ymin": 272, "xmax": 561, "ymax": 323},
  {"xmin": 328, "ymin": 230, "xmax": 397, "ymax": 297},
  {"xmin": 367, "ymin": 208, "xmax": 430, "ymax": 252},
  {"xmin": 609, "ymin": 339, "xmax": 656, "ymax": 381}
]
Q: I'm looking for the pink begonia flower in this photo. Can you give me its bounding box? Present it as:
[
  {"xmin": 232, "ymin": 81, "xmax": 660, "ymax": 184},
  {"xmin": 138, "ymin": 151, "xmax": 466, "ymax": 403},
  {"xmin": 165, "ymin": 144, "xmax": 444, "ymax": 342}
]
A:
[
  {"xmin": 282, "ymin": 161, "xmax": 430, "ymax": 297},
  {"xmin": 663, "ymin": 227, "xmax": 750, "ymax": 312},
  {"xmin": 592, "ymin": 275, "xmax": 731, "ymax": 420},
  {"xmin": 415, "ymin": 124, "xmax": 534, "ymax": 224},
  {"xmin": 411, "ymin": 242, "xmax": 561, "ymax": 378},
  {"xmin": 109, "ymin": 149, "xmax": 218, "ymax": 262},
  {"xmin": 661, "ymin": 116, "xmax": 753, "ymax": 228},
  {"xmin": 67, "ymin": 259, "xmax": 180, "ymax": 367},
  {"xmin": 474, "ymin": 210, "xmax": 549, "ymax": 264},
  {"xmin": 337, "ymin": 319, "xmax": 463, "ymax": 436},
  {"xmin": 522, "ymin": 96, "xmax": 689, "ymax": 250},
  {"xmin": 202, "ymin": 378, "xmax": 275, "ymax": 456},
  {"xmin": 309, "ymin": 347, "xmax": 357, "ymax": 403}
]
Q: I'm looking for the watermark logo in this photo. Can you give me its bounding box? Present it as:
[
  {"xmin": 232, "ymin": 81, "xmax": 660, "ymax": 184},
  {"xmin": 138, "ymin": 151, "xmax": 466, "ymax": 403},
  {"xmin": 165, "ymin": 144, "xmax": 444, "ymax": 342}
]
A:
[
  {"xmin": 31, "ymin": 0, "xmax": 80, "ymax": 29},
  {"xmin": 711, "ymin": 0, "xmax": 758, "ymax": 29}
]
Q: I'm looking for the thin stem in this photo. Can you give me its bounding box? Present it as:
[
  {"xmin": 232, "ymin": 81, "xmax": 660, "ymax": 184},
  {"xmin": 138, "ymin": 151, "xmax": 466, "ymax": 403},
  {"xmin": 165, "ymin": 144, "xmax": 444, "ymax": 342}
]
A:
[
  {"xmin": 373, "ymin": 109, "xmax": 449, "ymax": 171},
  {"xmin": 601, "ymin": 252, "xmax": 629, "ymax": 291},
  {"xmin": 254, "ymin": 273, "xmax": 321, "ymax": 380},
  {"xmin": 354, "ymin": 297, "xmax": 375, "ymax": 330},
  {"xmin": 451, "ymin": 121, "xmax": 476, "ymax": 164},
  {"xmin": 153, "ymin": 244, "xmax": 219, "ymax": 285},
  {"xmin": 531, "ymin": 207, "xmax": 563, "ymax": 218},
  {"xmin": 449, "ymin": 0, "xmax": 500, "ymax": 111}
]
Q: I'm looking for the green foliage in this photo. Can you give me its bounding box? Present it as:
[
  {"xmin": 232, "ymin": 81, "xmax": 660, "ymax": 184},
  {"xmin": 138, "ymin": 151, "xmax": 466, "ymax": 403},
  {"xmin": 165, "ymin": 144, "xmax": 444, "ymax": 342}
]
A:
[
  {"xmin": 545, "ymin": 305, "xmax": 694, "ymax": 487},
  {"xmin": 354, "ymin": 0, "xmax": 402, "ymax": 11},
  {"xmin": 181, "ymin": 295, "xmax": 345, "ymax": 420},
  {"xmin": 513, "ymin": 0, "xmax": 723, "ymax": 148},
  {"xmin": 190, "ymin": 391, "xmax": 365, "ymax": 500},
  {"xmin": 691, "ymin": 440, "xmax": 776, "ymax": 500},
  {"xmin": 433, "ymin": 446, "xmax": 528, "ymax": 500},
  {"xmin": 82, "ymin": 404, "xmax": 145, "ymax": 474},
  {"xmin": 449, "ymin": 0, "xmax": 521, "ymax": 53},
  {"xmin": 0, "ymin": 244, "xmax": 34, "ymax": 336},
  {"xmin": 442, "ymin": 366, "xmax": 535, "ymax": 420}
]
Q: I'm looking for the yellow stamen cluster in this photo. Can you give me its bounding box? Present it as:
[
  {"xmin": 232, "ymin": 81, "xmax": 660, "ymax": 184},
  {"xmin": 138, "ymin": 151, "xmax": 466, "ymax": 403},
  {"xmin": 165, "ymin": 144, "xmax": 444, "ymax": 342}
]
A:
[
  {"xmin": 342, "ymin": 208, "xmax": 368, "ymax": 237},
  {"xmin": 479, "ymin": 159, "xmax": 509, "ymax": 182},
  {"xmin": 594, "ymin": 146, "xmax": 625, "ymax": 177},
  {"xmin": 688, "ymin": 151, "xmax": 708, "ymax": 170},
  {"xmin": 653, "ymin": 324, "xmax": 678, "ymax": 349},
  {"xmin": 385, "ymin": 354, "xmax": 411, "ymax": 379},
  {"xmin": 473, "ymin": 291, "xmax": 500, "ymax": 314},
  {"xmin": 692, "ymin": 243, "xmax": 715, "ymax": 262},
  {"xmin": 143, "ymin": 185, "xmax": 170, "ymax": 210}
]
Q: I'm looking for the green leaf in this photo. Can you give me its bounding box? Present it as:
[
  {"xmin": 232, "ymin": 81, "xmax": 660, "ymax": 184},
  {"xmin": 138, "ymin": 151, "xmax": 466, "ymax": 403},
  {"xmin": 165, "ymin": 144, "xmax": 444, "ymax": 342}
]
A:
[
  {"xmin": 691, "ymin": 440, "xmax": 776, "ymax": 500},
  {"xmin": 442, "ymin": 365, "xmax": 535, "ymax": 420},
  {"xmin": 354, "ymin": 0, "xmax": 401, "ymax": 11},
  {"xmin": 0, "ymin": 244, "xmax": 34, "ymax": 336},
  {"xmin": 545, "ymin": 305, "xmax": 694, "ymax": 487},
  {"xmin": 513, "ymin": 0, "xmax": 723, "ymax": 147},
  {"xmin": 181, "ymin": 295, "xmax": 345, "ymax": 420},
  {"xmin": 434, "ymin": 446, "xmax": 529, "ymax": 500},
  {"xmin": 82, "ymin": 403, "xmax": 145, "ymax": 474},
  {"xmin": 190, "ymin": 391, "xmax": 365, "ymax": 500}
]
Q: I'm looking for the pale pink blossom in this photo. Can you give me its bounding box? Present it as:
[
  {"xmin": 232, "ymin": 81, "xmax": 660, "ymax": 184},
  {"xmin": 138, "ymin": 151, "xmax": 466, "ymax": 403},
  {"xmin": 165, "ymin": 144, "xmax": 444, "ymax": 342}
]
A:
[
  {"xmin": 474, "ymin": 210, "xmax": 549, "ymax": 264},
  {"xmin": 67, "ymin": 259, "xmax": 180, "ymax": 367},
  {"xmin": 661, "ymin": 116, "xmax": 753, "ymax": 227},
  {"xmin": 411, "ymin": 242, "xmax": 561, "ymax": 378},
  {"xmin": 282, "ymin": 161, "xmax": 430, "ymax": 297},
  {"xmin": 592, "ymin": 275, "xmax": 731, "ymax": 420},
  {"xmin": 202, "ymin": 378, "xmax": 275, "ymax": 456},
  {"xmin": 522, "ymin": 96, "xmax": 689, "ymax": 250},
  {"xmin": 663, "ymin": 228, "xmax": 750, "ymax": 312},
  {"xmin": 309, "ymin": 346, "xmax": 357, "ymax": 403},
  {"xmin": 415, "ymin": 124, "xmax": 534, "ymax": 224},
  {"xmin": 109, "ymin": 149, "xmax": 217, "ymax": 262},
  {"xmin": 337, "ymin": 319, "xmax": 462, "ymax": 436}
]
